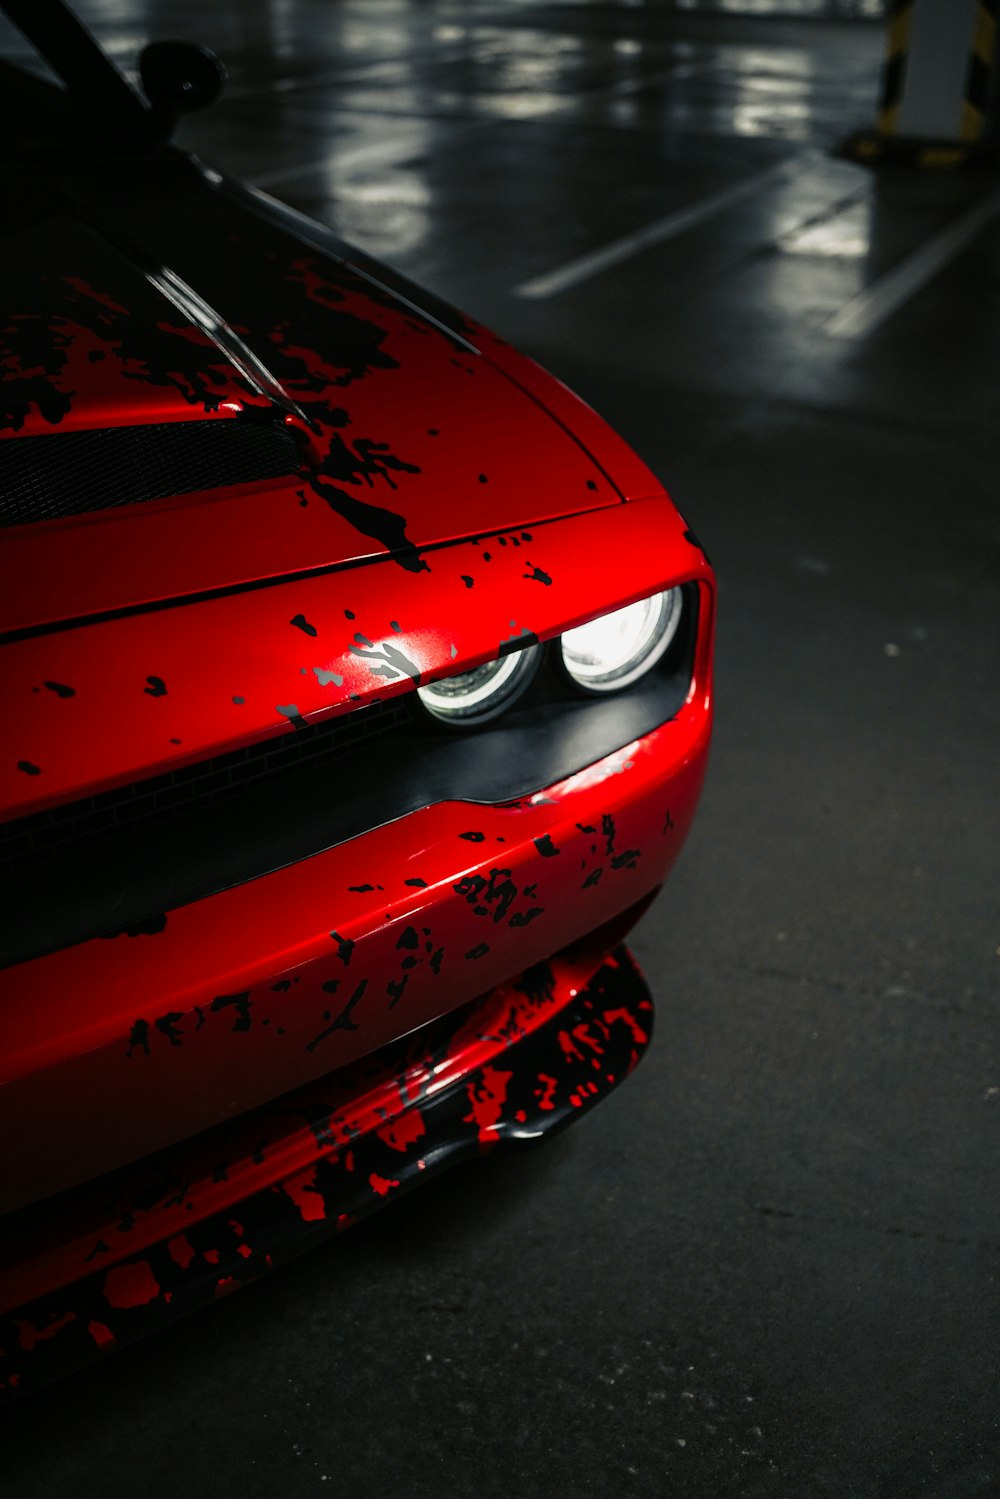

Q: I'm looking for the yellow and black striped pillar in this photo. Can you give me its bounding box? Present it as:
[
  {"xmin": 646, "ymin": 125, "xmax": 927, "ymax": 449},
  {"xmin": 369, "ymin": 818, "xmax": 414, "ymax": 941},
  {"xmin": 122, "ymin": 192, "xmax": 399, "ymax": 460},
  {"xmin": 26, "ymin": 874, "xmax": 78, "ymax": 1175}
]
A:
[
  {"xmin": 843, "ymin": 0, "xmax": 998, "ymax": 168},
  {"xmin": 876, "ymin": 0, "xmax": 915, "ymax": 139},
  {"xmin": 962, "ymin": 0, "xmax": 999, "ymax": 143}
]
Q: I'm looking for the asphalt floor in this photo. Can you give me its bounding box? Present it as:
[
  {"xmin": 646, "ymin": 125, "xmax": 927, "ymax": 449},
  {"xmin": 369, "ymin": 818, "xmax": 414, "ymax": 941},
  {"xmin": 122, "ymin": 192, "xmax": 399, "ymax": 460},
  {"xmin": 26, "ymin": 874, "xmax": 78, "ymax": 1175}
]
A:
[{"xmin": 4, "ymin": 2, "xmax": 999, "ymax": 1495}]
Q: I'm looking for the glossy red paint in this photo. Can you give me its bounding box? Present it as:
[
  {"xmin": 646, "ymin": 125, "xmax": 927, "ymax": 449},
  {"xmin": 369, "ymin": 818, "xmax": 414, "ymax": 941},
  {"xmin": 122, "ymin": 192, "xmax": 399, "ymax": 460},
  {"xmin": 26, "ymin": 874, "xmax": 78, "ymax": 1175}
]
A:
[
  {"xmin": 0, "ymin": 913, "xmax": 641, "ymax": 1316},
  {"xmin": 0, "ymin": 941, "xmax": 654, "ymax": 1397},
  {"xmin": 1, "ymin": 207, "xmax": 635, "ymax": 634},
  {"xmin": 1, "ymin": 657, "xmax": 710, "ymax": 1213},
  {"xmin": 2, "ymin": 495, "xmax": 705, "ymax": 820},
  {"xmin": 0, "ymin": 13, "xmax": 716, "ymax": 1388}
]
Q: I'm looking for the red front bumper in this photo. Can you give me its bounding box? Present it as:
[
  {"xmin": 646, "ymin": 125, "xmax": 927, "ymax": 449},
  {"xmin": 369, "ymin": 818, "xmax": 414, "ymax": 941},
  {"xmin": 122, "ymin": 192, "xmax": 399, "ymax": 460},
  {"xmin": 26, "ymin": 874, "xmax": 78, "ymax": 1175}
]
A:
[
  {"xmin": 0, "ymin": 939, "xmax": 653, "ymax": 1400},
  {"xmin": 0, "ymin": 683, "xmax": 710, "ymax": 1214}
]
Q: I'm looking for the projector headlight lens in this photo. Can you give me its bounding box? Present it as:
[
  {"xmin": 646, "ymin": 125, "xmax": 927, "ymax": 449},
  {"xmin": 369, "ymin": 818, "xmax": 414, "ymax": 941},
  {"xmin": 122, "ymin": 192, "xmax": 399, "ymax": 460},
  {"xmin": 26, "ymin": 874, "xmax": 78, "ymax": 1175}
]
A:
[
  {"xmin": 417, "ymin": 644, "xmax": 540, "ymax": 726},
  {"xmin": 560, "ymin": 587, "xmax": 683, "ymax": 693}
]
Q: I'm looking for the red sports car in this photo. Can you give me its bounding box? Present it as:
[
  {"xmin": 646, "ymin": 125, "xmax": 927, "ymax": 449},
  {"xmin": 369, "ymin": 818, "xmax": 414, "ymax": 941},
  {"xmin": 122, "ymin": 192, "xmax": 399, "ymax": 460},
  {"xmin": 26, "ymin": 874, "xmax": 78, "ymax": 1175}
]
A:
[{"xmin": 0, "ymin": 3, "xmax": 714, "ymax": 1397}]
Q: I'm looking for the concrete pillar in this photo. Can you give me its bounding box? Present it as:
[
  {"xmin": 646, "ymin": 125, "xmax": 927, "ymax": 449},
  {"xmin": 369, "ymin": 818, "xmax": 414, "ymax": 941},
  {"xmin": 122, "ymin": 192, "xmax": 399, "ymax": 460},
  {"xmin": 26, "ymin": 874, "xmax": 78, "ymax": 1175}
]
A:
[{"xmin": 843, "ymin": 0, "xmax": 998, "ymax": 168}]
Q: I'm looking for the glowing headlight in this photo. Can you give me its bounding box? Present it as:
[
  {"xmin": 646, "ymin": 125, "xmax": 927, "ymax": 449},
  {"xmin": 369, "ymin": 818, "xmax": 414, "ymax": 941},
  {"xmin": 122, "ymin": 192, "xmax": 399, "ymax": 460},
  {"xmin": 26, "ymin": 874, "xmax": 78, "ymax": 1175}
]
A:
[
  {"xmin": 560, "ymin": 588, "xmax": 683, "ymax": 693},
  {"xmin": 417, "ymin": 644, "xmax": 540, "ymax": 726}
]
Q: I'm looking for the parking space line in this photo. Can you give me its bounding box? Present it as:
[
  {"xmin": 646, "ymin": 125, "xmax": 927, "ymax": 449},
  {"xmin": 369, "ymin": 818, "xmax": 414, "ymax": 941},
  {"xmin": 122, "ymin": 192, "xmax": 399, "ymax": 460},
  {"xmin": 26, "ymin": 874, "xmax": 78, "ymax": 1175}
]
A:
[
  {"xmin": 825, "ymin": 185, "xmax": 1000, "ymax": 339},
  {"xmin": 249, "ymin": 57, "xmax": 720, "ymax": 192},
  {"xmin": 249, "ymin": 130, "xmax": 449, "ymax": 186},
  {"xmin": 225, "ymin": 40, "xmax": 472, "ymax": 102},
  {"xmin": 548, "ymin": 56, "xmax": 719, "ymax": 110},
  {"xmin": 514, "ymin": 159, "xmax": 793, "ymax": 300}
]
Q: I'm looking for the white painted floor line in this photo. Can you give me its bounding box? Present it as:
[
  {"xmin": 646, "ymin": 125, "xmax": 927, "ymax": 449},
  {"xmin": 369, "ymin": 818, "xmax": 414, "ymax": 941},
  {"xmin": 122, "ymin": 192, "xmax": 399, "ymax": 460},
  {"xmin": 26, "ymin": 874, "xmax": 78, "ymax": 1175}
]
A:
[
  {"xmin": 249, "ymin": 132, "xmax": 439, "ymax": 187},
  {"xmin": 825, "ymin": 185, "xmax": 1000, "ymax": 339},
  {"xmin": 514, "ymin": 159, "xmax": 792, "ymax": 299},
  {"xmin": 249, "ymin": 59, "xmax": 719, "ymax": 190},
  {"xmin": 542, "ymin": 57, "xmax": 718, "ymax": 112},
  {"xmin": 226, "ymin": 41, "xmax": 469, "ymax": 102},
  {"xmin": 599, "ymin": 57, "xmax": 719, "ymax": 100}
]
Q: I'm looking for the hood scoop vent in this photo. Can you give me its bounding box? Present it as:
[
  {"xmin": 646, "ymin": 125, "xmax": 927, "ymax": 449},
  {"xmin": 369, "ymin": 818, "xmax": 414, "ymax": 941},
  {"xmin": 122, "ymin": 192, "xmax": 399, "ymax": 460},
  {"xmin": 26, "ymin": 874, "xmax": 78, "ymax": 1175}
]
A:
[{"xmin": 0, "ymin": 418, "xmax": 304, "ymax": 529}]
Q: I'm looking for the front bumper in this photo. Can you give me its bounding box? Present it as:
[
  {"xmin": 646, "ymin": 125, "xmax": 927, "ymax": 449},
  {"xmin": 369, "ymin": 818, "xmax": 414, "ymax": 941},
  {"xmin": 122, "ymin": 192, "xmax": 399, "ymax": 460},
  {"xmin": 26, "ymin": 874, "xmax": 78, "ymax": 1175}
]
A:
[
  {"xmin": 0, "ymin": 938, "xmax": 652, "ymax": 1401},
  {"xmin": 0, "ymin": 684, "xmax": 710, "ymax": 1215}
]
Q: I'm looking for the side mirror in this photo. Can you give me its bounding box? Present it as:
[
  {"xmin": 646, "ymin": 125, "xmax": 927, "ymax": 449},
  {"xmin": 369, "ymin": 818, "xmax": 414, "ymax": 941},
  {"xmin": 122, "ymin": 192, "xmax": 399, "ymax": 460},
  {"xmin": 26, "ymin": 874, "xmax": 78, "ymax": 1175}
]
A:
[{"xmin": 139, "ymin": 40, "xmax": 226, "ymax": 126}]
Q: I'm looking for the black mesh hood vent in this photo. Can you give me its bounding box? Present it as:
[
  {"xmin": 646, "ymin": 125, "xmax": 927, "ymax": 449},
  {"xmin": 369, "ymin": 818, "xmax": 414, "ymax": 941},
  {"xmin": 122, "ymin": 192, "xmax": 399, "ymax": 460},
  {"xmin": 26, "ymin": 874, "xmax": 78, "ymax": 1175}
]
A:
[{"xmin": 0, "ymin": 418, "xmax": 304, "ymax": 527}]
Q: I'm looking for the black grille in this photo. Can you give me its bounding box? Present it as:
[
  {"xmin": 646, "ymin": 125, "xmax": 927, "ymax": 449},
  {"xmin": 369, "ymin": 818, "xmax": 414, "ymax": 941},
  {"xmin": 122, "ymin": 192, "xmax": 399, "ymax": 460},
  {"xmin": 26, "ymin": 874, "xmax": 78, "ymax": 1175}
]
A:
[
  {"xmin": 0, "ymin": 418, "xmax": 304, "ymax": 527},
  {"xmin": 0, "ymin": 698, "xmax": 411, "ymax": 869}
]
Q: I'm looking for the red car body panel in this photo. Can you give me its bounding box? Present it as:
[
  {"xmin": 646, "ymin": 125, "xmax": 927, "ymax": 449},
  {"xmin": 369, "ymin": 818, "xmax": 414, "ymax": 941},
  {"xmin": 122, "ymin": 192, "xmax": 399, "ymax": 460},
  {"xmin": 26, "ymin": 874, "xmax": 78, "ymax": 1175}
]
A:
[
  {"xmin": 3, "ymin": 495, "xmax": 705, "ymax": 820},
  {"xmin": 2, "ymin": 657, "xmax": 710, "ymax": 1213},
  {"xmin": 0, "ymin": 16, "xmax": 715, "ymax": 1394},
  {"xmin": 4, "ymin": 922, "xmax": 653, "ymax": 1318},
  {"xmin": 1, "ymin": 225, "xmax": 635, "ymax": 635},
  {"xmin": 0, "ymin": 941, "xmax": 654, "ymax": 1396}
]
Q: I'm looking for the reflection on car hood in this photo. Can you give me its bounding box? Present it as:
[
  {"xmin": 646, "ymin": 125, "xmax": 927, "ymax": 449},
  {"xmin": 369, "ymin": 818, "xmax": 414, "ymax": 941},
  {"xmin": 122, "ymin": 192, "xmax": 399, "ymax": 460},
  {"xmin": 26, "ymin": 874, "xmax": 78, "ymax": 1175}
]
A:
[{"xmin": 0, "ymin": 189, "xmax": 629, "ymax": 632}]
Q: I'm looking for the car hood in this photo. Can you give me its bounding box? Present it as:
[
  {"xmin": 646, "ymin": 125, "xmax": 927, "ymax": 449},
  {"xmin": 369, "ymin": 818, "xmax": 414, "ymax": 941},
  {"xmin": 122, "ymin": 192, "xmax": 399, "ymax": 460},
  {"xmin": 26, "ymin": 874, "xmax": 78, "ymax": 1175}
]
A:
[{"xmin": 0, "ymin": 190, "xmax": 635, "ymax": 635}]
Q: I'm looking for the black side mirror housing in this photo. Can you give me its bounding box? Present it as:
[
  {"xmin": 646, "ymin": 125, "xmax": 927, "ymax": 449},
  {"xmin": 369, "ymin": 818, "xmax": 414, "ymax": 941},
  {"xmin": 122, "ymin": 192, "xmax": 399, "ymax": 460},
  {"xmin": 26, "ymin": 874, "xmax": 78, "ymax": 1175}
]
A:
[{"xmin": 139, "ymin": 40, "xmax": 225, "ymax": 129}]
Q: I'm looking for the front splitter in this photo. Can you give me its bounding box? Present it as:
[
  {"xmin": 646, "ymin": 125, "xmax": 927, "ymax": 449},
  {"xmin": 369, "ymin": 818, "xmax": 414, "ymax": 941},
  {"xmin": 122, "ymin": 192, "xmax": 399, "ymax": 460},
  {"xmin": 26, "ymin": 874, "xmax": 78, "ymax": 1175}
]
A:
[{"xmin": 0, "ymin": 942, "xmax": 652, "ymax": 1400}]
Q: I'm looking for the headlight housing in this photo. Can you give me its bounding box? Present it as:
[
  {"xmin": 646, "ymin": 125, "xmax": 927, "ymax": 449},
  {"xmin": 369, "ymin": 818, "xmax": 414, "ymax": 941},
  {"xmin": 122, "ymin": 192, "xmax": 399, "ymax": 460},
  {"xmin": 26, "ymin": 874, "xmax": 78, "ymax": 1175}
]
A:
[
  {"xmin": 559, "ymin": 587, "xmax": 683, "ymax": 694},
  {"xmin": 417, "ymin": 586, "xmax": 685, "ymax": 727},
  {"xmin": 416, "ymin": 644, "xmax": 541, "ymax": 727}
]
